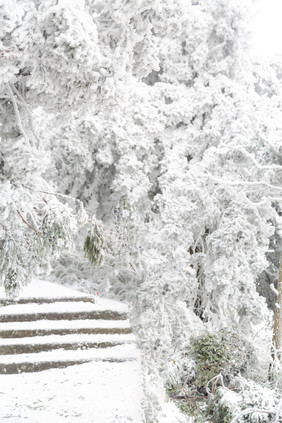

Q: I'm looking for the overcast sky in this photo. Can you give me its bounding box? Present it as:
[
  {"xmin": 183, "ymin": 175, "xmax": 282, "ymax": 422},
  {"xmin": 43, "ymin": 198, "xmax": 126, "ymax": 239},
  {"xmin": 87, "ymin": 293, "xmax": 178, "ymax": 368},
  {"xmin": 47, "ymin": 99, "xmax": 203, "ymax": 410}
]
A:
[{"xmin": 251, "ymin": 0, "xmax": 282, "ymax": 57}]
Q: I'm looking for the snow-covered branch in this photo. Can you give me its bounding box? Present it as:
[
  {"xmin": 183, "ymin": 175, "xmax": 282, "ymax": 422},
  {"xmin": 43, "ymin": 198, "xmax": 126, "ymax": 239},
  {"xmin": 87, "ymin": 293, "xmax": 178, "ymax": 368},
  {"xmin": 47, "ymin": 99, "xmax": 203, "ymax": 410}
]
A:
[
  {"xmin": 208, "ymin": 174, "xmax": 282, "ymax": 194},
  {"xmin": 230, "ymin": 406, "xmax": 281, "ymax": 423},
  {"xmin": 232, "ymin": 146, "xmax": 282, "ymax": 171},
  {"xmin": 5, "ymin": 83, "xmax": 33, "ymax": 147}
]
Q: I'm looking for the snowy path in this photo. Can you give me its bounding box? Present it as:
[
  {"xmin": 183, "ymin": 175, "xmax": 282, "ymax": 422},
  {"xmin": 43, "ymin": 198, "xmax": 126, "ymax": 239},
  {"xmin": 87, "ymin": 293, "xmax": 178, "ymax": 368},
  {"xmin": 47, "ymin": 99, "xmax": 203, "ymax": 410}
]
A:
[
  {"xmin": 0, "ymin": 279, "xmax": 144, "ymax": 422},
  {"xmin": 0, "ymin": 361, "xmax": 143, "ymax": 423}
]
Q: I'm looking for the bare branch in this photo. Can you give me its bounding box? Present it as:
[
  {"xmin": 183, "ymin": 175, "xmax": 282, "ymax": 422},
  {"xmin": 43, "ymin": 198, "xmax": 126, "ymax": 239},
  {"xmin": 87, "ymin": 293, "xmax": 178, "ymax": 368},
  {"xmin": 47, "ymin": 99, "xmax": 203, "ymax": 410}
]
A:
[{"xmin": 16, "ymin": 210, "xmax": 40, "ymax": 234}]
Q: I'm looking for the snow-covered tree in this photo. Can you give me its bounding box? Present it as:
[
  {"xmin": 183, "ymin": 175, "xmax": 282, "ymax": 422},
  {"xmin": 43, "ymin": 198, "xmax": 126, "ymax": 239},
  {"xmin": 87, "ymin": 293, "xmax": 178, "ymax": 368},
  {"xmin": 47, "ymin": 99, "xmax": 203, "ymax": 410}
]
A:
[{"xmin": 2, "ymin": 0, "xmax": 282, "ymax": 420}]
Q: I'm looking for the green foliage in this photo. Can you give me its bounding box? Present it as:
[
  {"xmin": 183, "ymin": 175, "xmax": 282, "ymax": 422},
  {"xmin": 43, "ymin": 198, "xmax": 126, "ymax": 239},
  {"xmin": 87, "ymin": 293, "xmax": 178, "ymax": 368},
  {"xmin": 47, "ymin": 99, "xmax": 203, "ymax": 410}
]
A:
[
  {"xmin": 177, "ymin": 399, "xmax": 203, "ymax": 420},
  {"xmin": 167, "ymin": 385, "xmax": 207, "ymax": 422},
  {"xmin": 208, "ymin": 394, "xmax": 234, "ymax": 423},
  {"xmin": 192, "ymin": 330, "xmax": 253, "ymax": 389},
  {"xmin": 4, "ymin": 269, "xmax": 20, "ymax": 300},
  {"xmin": 192, "ymin": 332, "xmax": 229, "ymax": 388},
  {"xmin": 84, "ymin": 224, "xmax": 105, "ymax": 266}
]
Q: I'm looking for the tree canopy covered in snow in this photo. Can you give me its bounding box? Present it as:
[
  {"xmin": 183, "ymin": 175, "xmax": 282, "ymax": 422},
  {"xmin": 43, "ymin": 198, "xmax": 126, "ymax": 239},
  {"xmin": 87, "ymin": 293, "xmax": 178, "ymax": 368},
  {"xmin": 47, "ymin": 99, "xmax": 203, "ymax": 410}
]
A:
[{"xmin": 0, "ymin": 0, "xmax": 282, "ymax": 421}]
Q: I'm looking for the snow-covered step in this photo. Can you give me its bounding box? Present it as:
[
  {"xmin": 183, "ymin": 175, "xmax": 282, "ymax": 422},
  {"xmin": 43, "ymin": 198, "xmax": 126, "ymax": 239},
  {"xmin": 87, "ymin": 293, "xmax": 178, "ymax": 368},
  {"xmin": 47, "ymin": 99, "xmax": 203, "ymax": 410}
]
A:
[
  {"xmin": 0, "ymin": 310, "xmax": 128, "ymax": 322},
  {"xmin": 0, "ymin": 300, "xmax": 128, "ymax": 322},
  {"xmin": 0, "ymin": 344, "xmax": 140, "ymax": 374},
  {"xmin": 0, "ymin": 299, "xmax": 128, "ymax": 315},
  {"xmin": 0, "ymin": 296, "xmax": 96, "ymax": 306},
  {"xmin": 0, "ymin": 280, "xmax": 138, "ymax": 374},
  {"xmin": 0, "ymin": 319, "xmax": 131, "ymax": 338},
  {"xmin": 0, "ymin": 333, "xmax": 135, "ymax": 355},
  {"xmin": 0, "ymin": 279, "xmax": 96, "ymax": 300}
]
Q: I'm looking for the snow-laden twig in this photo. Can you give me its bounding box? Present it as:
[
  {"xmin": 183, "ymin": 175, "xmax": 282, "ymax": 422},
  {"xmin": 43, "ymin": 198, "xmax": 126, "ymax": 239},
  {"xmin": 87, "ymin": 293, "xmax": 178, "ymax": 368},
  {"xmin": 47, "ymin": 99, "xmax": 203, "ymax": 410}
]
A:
[
  {"xmin": 21, "ymin": 184, "xmax": 86, "ymax": 215},
  {"xmin": 243, "ymin": 195, "xmax": 282, "ymax": 207},
  {"xmin": 11, "ymin": 84, "xmax": 41, "ymax": 148},
  {"xmin": 231, "ymin": 146, "xmax": 282, "ymax": 171},
  {"xmin": 206, "ymin": 372, "xmax": 225, "ymax": 394},
  {"xmin": 208, "ymin": 174, "xmax": 282, "ymax": 193}
]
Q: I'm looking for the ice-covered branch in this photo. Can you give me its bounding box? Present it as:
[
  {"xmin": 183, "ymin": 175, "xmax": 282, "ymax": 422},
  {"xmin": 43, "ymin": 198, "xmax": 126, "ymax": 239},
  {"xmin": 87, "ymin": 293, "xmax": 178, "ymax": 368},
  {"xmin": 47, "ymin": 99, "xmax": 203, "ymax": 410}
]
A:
[
  {"xmin": 208, "ymin": 174, "xmax": 282, "ymax": 193},
  {"xmin": 10, "ymin": 84, "xmax": 41, "ymax": 148},
  {"xmin": 21, "ymin": 184, "xmax": 86, "ymax": 215},
  {"xmin": 5, "ymin": 83, "xmax": 33, "ymax": 148},
  {"xmin": 233, "ymin": 146, "xmax": 282, "ymax": 171},
  {"xmin": 230, "ymin": 407, "xmax": 281, "ymax": 423}
]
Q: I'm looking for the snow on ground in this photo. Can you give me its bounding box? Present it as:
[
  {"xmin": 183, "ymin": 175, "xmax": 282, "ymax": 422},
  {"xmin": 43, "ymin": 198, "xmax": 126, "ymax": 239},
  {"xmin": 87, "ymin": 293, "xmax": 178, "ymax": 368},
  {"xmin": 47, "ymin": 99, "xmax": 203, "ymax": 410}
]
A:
[
  {"xmin": 0, "ymin": 279, "xmax": 128, "ymax": 313},
  {"xmin": 157, "ymin": 402, "xmax": 194, "ymax": 423},
  {"xmin": 1, "ymin": 344, "xmax": 139, "ymax": 364},
  {"xmin": 0, "ymin": 279, "xmax": 143, "ymax": 422},
  {"xmin": 0, "ymin": 361, "xmax": 144, "ymax": 423},
  {"xmin": 0, "ymin": 279, "xmax": 93, "ymax": 299}
]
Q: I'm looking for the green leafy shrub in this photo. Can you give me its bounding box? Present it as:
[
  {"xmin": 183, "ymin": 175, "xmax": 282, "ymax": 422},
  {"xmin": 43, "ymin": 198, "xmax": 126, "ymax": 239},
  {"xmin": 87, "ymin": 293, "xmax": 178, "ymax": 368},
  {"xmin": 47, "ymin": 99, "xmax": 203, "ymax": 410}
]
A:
[{"xmin": 191, "ymin": 330, "xmax": 253, "ymax": 390}]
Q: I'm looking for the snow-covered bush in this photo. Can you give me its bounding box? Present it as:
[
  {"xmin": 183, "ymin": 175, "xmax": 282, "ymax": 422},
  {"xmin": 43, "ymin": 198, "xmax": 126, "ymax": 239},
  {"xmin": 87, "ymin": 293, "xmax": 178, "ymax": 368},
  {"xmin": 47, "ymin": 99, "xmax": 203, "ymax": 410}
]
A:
[{"xmin": 210, "ymin": 377, "xmax": 281, "ymax": 423}]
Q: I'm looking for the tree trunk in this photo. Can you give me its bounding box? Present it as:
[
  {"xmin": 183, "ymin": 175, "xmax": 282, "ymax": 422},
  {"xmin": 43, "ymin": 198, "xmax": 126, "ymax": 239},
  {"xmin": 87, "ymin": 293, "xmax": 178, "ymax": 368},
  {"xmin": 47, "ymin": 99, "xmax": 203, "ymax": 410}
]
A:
[{"xmin": 272, "ymin": 251, "xmax": 282, "ymax": 361}]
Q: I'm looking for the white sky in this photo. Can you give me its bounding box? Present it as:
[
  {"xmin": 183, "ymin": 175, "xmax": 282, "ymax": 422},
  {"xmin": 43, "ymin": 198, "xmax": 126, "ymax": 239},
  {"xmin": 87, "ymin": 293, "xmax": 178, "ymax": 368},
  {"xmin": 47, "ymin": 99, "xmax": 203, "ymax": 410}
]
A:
[{"xmin": 251, "ymin": 0, "xmax": 282, "ymax": 57}]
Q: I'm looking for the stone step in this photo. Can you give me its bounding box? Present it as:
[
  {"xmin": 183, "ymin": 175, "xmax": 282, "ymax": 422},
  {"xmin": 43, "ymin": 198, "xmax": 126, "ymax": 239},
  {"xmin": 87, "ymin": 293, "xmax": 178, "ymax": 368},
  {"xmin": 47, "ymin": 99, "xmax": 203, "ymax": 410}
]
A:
[
  {"xmin": 0, "ymin": 326, "xmax": 132, "ymax": 338},
  {"xmin": 0, "ymin": 296, "xmax": 95, "ymax": 306},
  {"xmin": 0, "ymin": 344, "xmax": 139, "ymax": 374},
  {"xmin": 0, "ymin": 357, "xmax": 134, "ymax": 374},
  {"xmin": 1, "ymin": 341, "xmax": 128, "ymax": 355},
  {"xmin": 0, "ymin": 310, "xmax": 128, "ymax": 323},
  {"xmin": 0, "ymin": 319, "xmax": 131, "ymax": 338},
  {"xmin": 0, "ymin": 333, "xmax": 135, "ymax": 355}
]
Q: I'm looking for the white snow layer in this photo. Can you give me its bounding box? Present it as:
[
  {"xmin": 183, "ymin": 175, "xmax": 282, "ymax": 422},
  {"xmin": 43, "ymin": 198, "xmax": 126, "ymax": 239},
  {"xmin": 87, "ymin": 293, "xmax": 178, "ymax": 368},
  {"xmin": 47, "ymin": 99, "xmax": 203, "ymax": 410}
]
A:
[
  {"xmin": 0, "ymin": 361, "xmax": 144, "ymax": 423},
  {"xmin": 0, "ymin": 279, "xmax": 93, "ymax": 299},
  {"xmin": 0, "ymin": 279, "xmax": 128, "ymax": 313},
  {"xmin": 0, "ymin": 343, "xmax": 140, "ymax": 364}
]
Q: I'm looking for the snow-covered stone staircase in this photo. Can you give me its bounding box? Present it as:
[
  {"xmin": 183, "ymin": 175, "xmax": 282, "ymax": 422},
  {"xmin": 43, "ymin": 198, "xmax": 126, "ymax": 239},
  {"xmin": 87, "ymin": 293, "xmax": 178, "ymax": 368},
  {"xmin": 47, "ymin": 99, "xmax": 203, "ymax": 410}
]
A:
[{"xmin": 0, "ymin": 280, "xmax": 138, "ymax": 374}]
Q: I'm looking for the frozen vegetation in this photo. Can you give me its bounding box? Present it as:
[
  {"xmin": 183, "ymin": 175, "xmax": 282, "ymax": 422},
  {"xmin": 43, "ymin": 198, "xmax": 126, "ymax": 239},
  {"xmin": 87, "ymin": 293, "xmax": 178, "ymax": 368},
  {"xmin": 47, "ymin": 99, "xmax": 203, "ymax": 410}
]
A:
[{"xmin": 0, "ymin": 0, "xmax": 282, "ymax": 421}]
